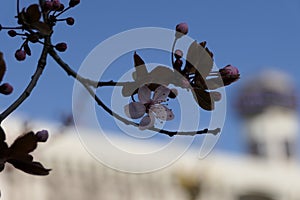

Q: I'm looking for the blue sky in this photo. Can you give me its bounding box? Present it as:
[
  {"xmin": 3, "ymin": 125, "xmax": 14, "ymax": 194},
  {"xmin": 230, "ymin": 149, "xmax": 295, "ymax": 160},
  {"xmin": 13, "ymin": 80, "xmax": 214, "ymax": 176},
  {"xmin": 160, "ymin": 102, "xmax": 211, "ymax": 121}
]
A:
[{"xmin": 0, "ymin": 0, "xmax": 299, "ymax": 153}]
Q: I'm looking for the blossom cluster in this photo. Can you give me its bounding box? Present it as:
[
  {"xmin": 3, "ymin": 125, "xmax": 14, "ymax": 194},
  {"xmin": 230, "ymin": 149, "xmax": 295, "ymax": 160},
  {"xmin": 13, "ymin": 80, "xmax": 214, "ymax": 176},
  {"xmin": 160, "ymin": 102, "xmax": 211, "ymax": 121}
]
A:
[
  {"xmin": 1, "ymin": 0, "xmax": 80, "ymax": 61},
  {"xmin": 123, "ymin": 23, "xmax": 240, "ymax": 129}
]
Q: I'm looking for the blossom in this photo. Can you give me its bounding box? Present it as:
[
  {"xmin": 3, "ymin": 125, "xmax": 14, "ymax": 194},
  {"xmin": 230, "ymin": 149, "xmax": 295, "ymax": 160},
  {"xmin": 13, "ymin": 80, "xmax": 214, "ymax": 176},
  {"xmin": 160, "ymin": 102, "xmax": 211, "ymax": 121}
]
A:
[{"xmin": 124, "ymin": 85, "xmax": 174, "ymax": 130}]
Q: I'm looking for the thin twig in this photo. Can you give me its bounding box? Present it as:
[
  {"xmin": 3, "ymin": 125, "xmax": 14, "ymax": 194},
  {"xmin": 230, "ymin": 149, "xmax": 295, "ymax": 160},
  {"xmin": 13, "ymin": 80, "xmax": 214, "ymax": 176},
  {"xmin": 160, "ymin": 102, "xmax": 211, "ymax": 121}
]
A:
[
  {"xmin": 0, "ymin": 37, "xmax": 50, "ymax": 124},
  {"xmin": 49, "ymin": 49, "xmax": 220, "ymax": 137},
  {"xmin": 48, "ymin": 49, "xmax": 129, "ymax": 88},
  {"xmin": 171, "ymin": 37, "xmax": 178, "ymax": 67}
]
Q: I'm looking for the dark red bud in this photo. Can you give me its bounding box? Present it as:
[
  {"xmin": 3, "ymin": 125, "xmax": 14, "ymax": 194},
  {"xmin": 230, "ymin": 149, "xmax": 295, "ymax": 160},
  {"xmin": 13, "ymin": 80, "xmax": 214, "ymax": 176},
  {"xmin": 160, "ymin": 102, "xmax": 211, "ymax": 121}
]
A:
[
  {"xmin": 175, "ymin": 22, "xmax": 188, "ymax": 38},
  {"xmin": 219, "ymin": 65, "xmax": 240, "ymax": 86},
  {"xmin": 43, "ymin": 1, "xmax": 53, "ymax": 12},
  {"xmin": 66, "ymin": 17, "xmax": 75, "ymax": 25},
  {"xmin": 55, "ymin": 42, "xmax": 67, "ymax": 52},
  {"xmin": 0, "ymin": 83, "xmax": 13, "ymax": 95},
  {"xmin": 52, "ymin": 0, "xmax": 61, "ymax": 10},
  {"xmin": 8, "ymin": 30, "xmax": 17, "ymax": 37},
  {"xmin": 57, "ymin": 3, "xmax": 65, "ymax": 11},
  {"xmin": 15, "ymin": 49, "xmax": 26, "ymax": 61},
  {"xmin": 174, "ymin": 49, "xmax": 183, "ymax": 59}
]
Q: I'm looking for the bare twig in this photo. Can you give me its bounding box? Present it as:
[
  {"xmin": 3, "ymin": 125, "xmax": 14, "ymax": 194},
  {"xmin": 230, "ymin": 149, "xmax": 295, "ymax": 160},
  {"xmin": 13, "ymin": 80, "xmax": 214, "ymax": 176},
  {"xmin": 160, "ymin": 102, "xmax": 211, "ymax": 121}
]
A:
[
  {"xmin": 171, "ymin": 37, "xmax": 178, "ymax": 67},
  {"xmin": 49, "ymin": 49, "xmax": 220, "ymax": 137},
  {"xmin": 0, "ymin": 37, "xmax": 51, "ymax": 124}
]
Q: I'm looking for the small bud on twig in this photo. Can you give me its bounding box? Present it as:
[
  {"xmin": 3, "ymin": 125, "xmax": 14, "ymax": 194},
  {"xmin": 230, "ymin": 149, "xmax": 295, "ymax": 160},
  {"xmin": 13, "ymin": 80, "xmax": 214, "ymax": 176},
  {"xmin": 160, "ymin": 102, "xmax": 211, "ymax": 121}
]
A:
[
  {"xmin": 15, "ymin": 49, "xmax": 26, "ymax": 61},
  {"xmin": 55, "ymin": 42, "xmax": 67, "ymax": 52},
  {"xmin": 36, "ymin": 130, "xmax": 49, "ymax": 142}
]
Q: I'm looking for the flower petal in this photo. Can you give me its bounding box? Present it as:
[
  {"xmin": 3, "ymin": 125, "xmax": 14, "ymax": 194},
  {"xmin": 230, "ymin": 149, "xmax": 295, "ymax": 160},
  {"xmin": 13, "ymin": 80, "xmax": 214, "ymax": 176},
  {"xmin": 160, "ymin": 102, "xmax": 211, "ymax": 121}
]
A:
[
  {"xmin": 150, "ymin": 105, "xmax": 174, "ymax": 121},
  {"xmin": 139, "ymin": 114, "xmax": 155, "ymax": 130},
  {"xmin": 138, "ymin": 85, "xmax": 151, "ymax": 104},
  {"xmin": 153, "ymin": 85, "xmax": 170, "ymax": 103},
  {"xmin": 124, "ymin": 102, "xmax": 146, "ymax": 119}
]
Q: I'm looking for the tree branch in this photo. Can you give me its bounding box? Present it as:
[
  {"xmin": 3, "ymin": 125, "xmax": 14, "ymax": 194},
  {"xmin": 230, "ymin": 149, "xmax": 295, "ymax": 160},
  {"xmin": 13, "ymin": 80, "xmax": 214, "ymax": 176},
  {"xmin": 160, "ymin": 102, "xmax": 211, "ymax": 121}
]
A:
[
  {"xmin": 49, "ymin": 49, "xmax": 220, "ymax": 137},
  {"xmin": 0, "ymin": 37, "xmax": 50, "ymax": 124}
]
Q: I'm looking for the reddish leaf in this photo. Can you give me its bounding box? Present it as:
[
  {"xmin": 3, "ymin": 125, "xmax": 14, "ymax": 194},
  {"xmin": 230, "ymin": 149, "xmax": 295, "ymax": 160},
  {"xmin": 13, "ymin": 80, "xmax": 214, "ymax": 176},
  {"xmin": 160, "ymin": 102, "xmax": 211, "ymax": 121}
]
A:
[
  {"xmin": 30, "ymin": 21, "xmax": 52, "ymax": 36},
  {"xmin": 193, "ymin": 71, "xmax": 208, "ymax": 90},
  {"xmin": 184, "ymin": 41, "xmax": 213, "ymax": 77},
  {"xmin": 199, "ymin": 41, "xmax": 207, "ymax": 47},
  {"xmin": 205, "ymin": 77, "xmax": 224, "ymax": 90},
  {"xmin": 133, "ymin": 52, "xmax": 148, "ymax": 81},
  {"xmin": 0, "ymin": 127, "xmax": 8, "ymax": 156},
  {"xmin": 192, "ymin": 88, "xmax": 215, "ymax": 111},
  {"xmin": 26, "ymin": 4, "xmax": 41, "ymax": 23},
  {"xmin": 8, "ymin": 158, "xmax": 51, "ymax": 176},
  {"xmin": 0, "ymin": 126, "xmax": 6, "ymax": 142},
  {"xmin": 0, "ymin": 52, "xmax": 6, "ymax": 83},
  {"xmin": 149, "ymin": 66, "xmax": 174, "ymax": 86},
  {"xmin": 9, "ymin": 132, "xmax": 38, "ymax": 156},
  {"xmin": 122, "ymin": 82, "xmax": 139, "ymax": 97},
  {"xmin": 24, "ymin": 42, "xmax": 31, "ymax": 56}
]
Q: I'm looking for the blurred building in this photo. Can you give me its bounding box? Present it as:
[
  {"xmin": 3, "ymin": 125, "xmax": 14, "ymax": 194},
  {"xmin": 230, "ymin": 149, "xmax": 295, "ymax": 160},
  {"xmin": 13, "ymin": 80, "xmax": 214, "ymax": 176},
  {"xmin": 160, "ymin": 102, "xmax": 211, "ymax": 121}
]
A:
[{"xmin": 0, "ymin": 70, "xmax": 299, "ymax": 200}]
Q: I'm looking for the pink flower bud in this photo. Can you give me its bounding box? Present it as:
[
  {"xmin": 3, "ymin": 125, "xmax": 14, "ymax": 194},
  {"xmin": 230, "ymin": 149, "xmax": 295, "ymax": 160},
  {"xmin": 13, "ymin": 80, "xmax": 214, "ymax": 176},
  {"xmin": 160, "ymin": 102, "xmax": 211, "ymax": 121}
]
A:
[
  {"xmin": 0, "ymin": 83, "xmax": 13, "ymax": 95},
  {"xmin": 69, "ymin": 0, "xmax": 80, "ymax": 7},
  {"xmin": 8, "ymin": 30, "xmax": 17, "ymax": 37},
  {"xmin": 66, "ymin": 17, "xmax": 75, "ymax": 25},
  {"xmin": 175, "ymin": 23, "xmax": 188, "ymax": 37},
  {"xmin": 219, "ymin": 65, "xmax": 239, "ymax": 77},
  {"xmin": 174, "ymin": 49, "xmax": 183, "ymax": 59},
  {"xmin": 219, "ymin": 65, "xmax": 240, "ymax": 86},
  {"xmin": 55, "ymin": 42, "xmax": 67, "ymax": 52},
  {"xmin": 15, "ymin": 49, "xmax": 26, "ymax": 61},
  {"xmin": 57, "ymin": 3, "xmax": 65, "ymax": 11},
  {"xmin": 36, "ymin": 130, "xmax": 49, "ymax": 142},
  {"xmin": 43, "ymin": 1, "xmax": 53, "ymax": 12},
  {"xmin": 52, "ymin": 0, "xmax": 61, "ymax": 10}
]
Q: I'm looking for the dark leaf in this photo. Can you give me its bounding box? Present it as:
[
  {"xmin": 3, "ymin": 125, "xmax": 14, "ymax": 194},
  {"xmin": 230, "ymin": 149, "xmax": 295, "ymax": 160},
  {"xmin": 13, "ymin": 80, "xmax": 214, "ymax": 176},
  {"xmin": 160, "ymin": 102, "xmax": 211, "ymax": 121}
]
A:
[
  {"xmin": 184, "ymin": 41, "xmax": 213, "ymax": 78},
  {"xmin": 0, "ymin": 163, "xmax": 4, "ymax": 172},
  {"xmin": 9, "ymin": 132, "xmax": 38, "ymax": 156},
  {"xmin": 23, "ymin": 42, "xmax": 31, "ymax": 56},
  {"xmin": 0, "ymin": 126, "xmax": 6, "ymax": 142},
  {"xmin": 0, "ymin": 126, "xmax": 8, "ymax": 156},
  {"xmin": 30, "ymin": 21, "xmax": 52, "ymax": 36},
  {"xmin": 122, "ymin": 82, "xmax": 139, "ymax": 97},
  {"xmin": 0, "ymin": 52, "xmax": 6, "ymax": 83},
  {"xmin": 8, "ymin": 158, "xmax": 51, "ymax": 176},
  {"xmin": 193, "ymin": 71, "xmax": 208, "ymax": 90},
  {"xmin": 199, "ymin": 41, "xmax": 207, "ymax": 47},
  {"xmin": 192, "ymin": 88, "xmax": 215, "ymax": 111},
  {"xmin": 17, "ymin": 9, "xmax": 27, "ymax": 25},
  {"xmin": 133, "ymin": 52, "xmax": 148, "ymax": 81},
  {"xmin": 26, "ymin": 4, "xmax": 41, "ymax": 23},
  {"xmin": 205, "ymin": 77, "xmax": 224, "ymax": 90},
  {"xmin": 149, "ymin": 66, "xmax": 174, "ymax": 86}
]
